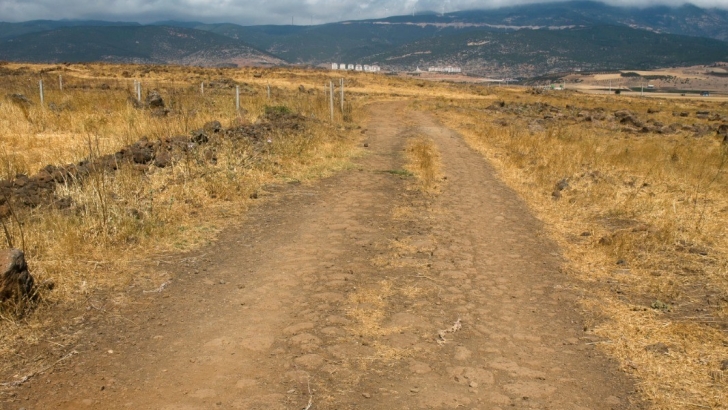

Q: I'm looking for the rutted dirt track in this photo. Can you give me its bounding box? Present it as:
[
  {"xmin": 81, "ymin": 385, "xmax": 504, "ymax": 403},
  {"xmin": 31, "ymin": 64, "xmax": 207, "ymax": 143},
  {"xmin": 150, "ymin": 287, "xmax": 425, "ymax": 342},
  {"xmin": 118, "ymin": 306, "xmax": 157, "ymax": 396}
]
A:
[{"xmin": 20, "ymin": 102, "xmax": 638, "ymax": 409}]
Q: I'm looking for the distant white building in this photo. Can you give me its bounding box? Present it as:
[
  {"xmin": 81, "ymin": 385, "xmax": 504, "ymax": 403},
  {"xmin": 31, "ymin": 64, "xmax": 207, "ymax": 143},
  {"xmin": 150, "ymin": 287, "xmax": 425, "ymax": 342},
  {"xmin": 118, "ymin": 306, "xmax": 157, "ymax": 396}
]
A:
[
  {"xmin": 332, "ymin": 63, "xmax": 381, "ymax": 73},
  {"xmin": 428, "ymin": 66, "xmax": 462, "ymax": 73}
]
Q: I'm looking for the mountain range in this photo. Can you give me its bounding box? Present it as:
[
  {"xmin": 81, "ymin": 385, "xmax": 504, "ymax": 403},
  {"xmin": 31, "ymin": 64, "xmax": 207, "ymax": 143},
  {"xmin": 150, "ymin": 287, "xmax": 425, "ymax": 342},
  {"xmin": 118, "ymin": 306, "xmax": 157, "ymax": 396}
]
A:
[
  {"xmin": 1, "ymin": 1, "xmax": 727, "ymax": 77},
  {"xmin": 0, "ymin": 25, "xmax": 282, "ymax": 66}
]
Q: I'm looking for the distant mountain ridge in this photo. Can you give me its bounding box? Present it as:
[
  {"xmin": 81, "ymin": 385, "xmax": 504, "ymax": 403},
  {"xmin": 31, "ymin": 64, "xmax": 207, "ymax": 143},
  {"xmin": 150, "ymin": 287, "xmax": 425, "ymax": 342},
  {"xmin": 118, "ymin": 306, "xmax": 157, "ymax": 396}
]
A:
[
  {"xmin": 0, "ymin": 19, "xmax": 140, "ymax": 40},
  {"xmin": 369, "ymin": 25, "xmax": 728, "ymax": 77},
  {"xmin": 365, "ymin": 2, "xmax": 728, "ymax": 41},
  {"xmin": 1, "ymin": 1, "xmax": 727, "ymax": 76},
  {"xmin": 151, "ymin": 1, "xmax": 728, "ymax": 66},
  {"xmin": 0, "ymin": 26, "xmax": 283, "ymax": 66}
]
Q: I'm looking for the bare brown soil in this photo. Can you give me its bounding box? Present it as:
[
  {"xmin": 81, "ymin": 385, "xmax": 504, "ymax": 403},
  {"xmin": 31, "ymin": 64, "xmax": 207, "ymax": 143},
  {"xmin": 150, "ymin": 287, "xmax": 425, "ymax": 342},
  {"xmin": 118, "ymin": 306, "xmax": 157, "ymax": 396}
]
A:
[{"xmin": 4, "ymin": 102, "xmax": 640, "ymax": 409}]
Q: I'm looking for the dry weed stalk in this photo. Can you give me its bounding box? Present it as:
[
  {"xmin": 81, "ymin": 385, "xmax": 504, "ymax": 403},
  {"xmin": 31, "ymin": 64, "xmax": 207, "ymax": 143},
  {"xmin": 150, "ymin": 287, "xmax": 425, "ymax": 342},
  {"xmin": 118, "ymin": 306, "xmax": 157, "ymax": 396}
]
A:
[{"xmin": 405, "ymin": 136, "xmax": 442, "ymax": 193}]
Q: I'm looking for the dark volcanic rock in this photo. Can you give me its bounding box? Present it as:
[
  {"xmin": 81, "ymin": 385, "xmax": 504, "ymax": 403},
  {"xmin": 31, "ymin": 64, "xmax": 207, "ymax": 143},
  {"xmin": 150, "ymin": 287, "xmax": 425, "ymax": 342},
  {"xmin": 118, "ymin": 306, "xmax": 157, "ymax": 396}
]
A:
[
  {"xmin": 0, "ymin": 249, "xmax": 34, "ymax": 303},
  {"xmin": 7, "ymin": 93, "xmax": 31, "ymax": 106},
  {"xmin": 718, "ymin": 124, "xmax": 728, "ymax": 137},
  {"xmin": 614, "ymin": 110, "xmax": 643, "ymax": 128},
  {"xmin": 153, "ymin": 150, "xmax": 172, "ymax": 168},
  {"xmin": 0, "ymin": 114, "xmax": 306, "ymax": 215},
  {"xmin": 145, "ymin": 90, "xmax": 165, "ymax": 109},
  {"xmin": 203, "ymin": 121, "xmax": 222, "ymax": 134},
  {"xmin": 191, "ymin": 129, "xmax": 209, "ymax": 144}
]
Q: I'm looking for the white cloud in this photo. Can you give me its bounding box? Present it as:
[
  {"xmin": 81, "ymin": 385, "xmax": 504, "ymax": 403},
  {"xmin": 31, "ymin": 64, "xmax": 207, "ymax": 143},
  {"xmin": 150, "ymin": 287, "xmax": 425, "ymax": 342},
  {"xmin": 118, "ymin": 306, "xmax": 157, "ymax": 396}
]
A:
[{"xmin": 0, "ymin": 0, "xmax": 726, "ymax": 25}]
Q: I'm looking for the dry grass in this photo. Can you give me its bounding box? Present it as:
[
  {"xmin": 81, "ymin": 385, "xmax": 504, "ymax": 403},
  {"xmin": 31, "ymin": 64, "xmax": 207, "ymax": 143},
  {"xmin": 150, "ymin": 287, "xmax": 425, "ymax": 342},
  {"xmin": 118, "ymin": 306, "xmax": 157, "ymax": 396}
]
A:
[
  {"xmin": 5, "ymin": 61, "xmax": 726, "ymax": 408},
  {"xmin": 405, "ymin": 136, "xmax": 442, "ymax": 194},
  {"xmin": 0, "ymin": 63, "xmax": 366, "ymax": 369},
  {"xmin": 423, "ymin": 88, "xmax": 728, "ymax": 409}
]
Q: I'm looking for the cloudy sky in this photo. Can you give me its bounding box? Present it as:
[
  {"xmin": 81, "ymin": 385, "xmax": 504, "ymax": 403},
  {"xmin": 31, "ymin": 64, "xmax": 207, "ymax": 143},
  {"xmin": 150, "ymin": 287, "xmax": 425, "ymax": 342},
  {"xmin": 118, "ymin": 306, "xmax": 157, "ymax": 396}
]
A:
[{"xmin": 1, "ymin": 0, "xmax": 726, "ymax": 25}]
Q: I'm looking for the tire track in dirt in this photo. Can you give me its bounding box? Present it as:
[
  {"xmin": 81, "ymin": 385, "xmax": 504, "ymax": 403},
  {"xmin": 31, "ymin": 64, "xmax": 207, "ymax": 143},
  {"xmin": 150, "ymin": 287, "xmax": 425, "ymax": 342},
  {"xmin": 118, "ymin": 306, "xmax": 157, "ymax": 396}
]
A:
[{"xmin": 18, "ymin": 102, "xmax": 638, "ymax": 409}]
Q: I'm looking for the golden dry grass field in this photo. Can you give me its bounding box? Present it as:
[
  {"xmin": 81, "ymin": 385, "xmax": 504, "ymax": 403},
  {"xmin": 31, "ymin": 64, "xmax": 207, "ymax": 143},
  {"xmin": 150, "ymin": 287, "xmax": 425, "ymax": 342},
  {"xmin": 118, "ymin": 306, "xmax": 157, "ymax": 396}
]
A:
[
  {"xmin": 421, "ymin": 89, "xmax": 728, "ymax": 408},
  {"xmin": 562, "ymin": 65, "xmax": 728, "ymax": 97},
  {"xmin": 0, "ymin": 63, "xmax": 726, "ymax": 409},
  {"xmin": 0, "ymin": 63, "xmax": 374, "ymax": 347}
]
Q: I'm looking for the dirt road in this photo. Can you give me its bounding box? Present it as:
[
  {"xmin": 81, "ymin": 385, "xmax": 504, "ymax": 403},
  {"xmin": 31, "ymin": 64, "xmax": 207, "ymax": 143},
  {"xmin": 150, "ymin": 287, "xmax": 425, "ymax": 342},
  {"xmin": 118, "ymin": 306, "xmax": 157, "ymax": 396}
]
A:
[{"xmin": 16, "ymin": 102, "xmax": 638, "ymax": 409}]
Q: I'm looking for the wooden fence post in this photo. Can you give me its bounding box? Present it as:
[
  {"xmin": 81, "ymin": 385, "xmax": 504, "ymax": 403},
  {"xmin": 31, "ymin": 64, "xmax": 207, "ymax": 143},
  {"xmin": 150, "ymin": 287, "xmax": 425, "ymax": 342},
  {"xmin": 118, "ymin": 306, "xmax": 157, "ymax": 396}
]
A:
[
  {"xmin": 340, "ymin": 78, "xmax": 344, "ymax": 113},
  {"xmin": 236, "ymin": 85, "xmax": 240, "ymax": 111},
  {"xmin": 329, "ymin": 81, "xmax": 334, "ymax": 122}
]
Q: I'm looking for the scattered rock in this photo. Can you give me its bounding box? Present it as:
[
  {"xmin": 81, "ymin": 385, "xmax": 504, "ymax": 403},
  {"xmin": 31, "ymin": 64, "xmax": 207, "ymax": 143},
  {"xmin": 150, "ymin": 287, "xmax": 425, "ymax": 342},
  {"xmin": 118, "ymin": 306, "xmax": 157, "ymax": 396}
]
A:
[
  {"xmin": 656, "ymin": 124, "xmax": 678, "ymax": 134},
  {"xmin": 191, "ymin": 129, "xmax": 209, "ymax": 144},
  {"xmin": 7, "ymin": 93, "xmax": 31, "ymax": 106},
  {"xmin": 203, "ymin": 121, "xmax": 222, "ymax": 134},
  {"xmin": 614, "ymin": 110, "xmax": 643, "ymax": 128},
  {"xmin": 362, "ymin": 393, "xmax": 371, "ymax": 399},
  {"xmin": 0, "ymin": 112, "xmax": 306, "ymax": 215},
  {"xmin": 129, "ymin": 139, "xmax": 155, "ymax": 164},
  {"xmin": 0, "ymin": 249, "xmax": 34, "ymax": 303},
  {"xmin": 150, "ymin": 108, "xmax": 169, "ymax": 117},
  {"xmin": 145, "ymin": 90, "xmax": 165, "ymax": 109},
  {"xmin": 718, "ymin": 124, "xmax": 728, "ymax": 139},
  {"xmin": 598, "ymin": 236, "xmax": 614, "ymax": 246},
  {"xmin": 645, "ymin": 342, "xmax": 670, "ymax": 355},
  {"xmin": 153, "ymin": 150, "xmax": 172, "ymax": 168},
  {"xmin": 651, "ymin": 300, "xmax": 671, "ymax": 311},
  {"xmin": 721, "ymin": 359, "xmax": 728, "ymax": 371},
  {"xmin": 614, "ymin": 110, "xmax": 635, "ymax": 119}
]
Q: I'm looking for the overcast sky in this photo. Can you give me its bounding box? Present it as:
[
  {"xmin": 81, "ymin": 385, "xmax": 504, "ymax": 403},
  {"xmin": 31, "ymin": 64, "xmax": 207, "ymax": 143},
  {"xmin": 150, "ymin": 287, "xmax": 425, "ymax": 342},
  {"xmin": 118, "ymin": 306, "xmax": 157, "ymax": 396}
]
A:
[{"xmin": 1, "ymin": 0, "xmax": 726, "ymax": 25}]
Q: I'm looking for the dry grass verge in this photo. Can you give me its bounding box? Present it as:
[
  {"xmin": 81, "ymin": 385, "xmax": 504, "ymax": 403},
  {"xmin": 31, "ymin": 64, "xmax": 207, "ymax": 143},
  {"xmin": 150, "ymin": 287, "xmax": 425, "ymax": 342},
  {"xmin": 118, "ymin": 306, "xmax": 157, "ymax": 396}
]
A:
[
  {"xmin": 405, "ymin": 136, "xmax": 442, "ymax": 194},
  {"xmin": 0, "ymin": 63, "xmax": 365, "ymax": 373},
  {"xmin": 422, "ymin": 89, "xmax": 728, "ymax": 409}
]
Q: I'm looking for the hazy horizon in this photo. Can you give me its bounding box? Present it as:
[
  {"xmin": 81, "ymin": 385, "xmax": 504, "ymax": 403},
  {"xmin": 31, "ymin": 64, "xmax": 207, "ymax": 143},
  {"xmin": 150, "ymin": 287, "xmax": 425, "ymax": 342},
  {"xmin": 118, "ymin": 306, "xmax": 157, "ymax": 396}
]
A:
[{"xmin": 1, "ymin": 0, "xmax": 727, "ymax": 26}]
